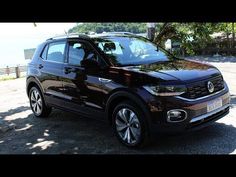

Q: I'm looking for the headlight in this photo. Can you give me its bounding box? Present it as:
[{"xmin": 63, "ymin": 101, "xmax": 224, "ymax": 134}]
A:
[{"xmin": 143, "ymin": 85, "xmax": 186, "ymax": 96}]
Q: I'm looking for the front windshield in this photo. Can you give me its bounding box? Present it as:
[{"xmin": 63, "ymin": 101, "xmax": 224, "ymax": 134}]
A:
[{"xmin": 93, "ymin": 36, "xmax": 170, "ymax": 66}]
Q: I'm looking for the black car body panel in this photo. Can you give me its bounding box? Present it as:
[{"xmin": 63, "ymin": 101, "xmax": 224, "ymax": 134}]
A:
[
  {"xmin": 121, "ymin": 59, "xmax": 221, "ymax": 83},
  {"xmin": 26, "ymin": 33, "xmax": 230, "ymax": 136}
]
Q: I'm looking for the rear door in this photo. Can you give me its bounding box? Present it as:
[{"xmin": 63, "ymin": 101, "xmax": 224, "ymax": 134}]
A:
[{"xmin": 38, "ymin": 40, "xmax": 66, "ymax": 106}]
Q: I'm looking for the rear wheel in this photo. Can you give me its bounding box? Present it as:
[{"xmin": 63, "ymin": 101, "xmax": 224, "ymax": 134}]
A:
[
  {"xmin": 112, "ymin": 101, "xmax": 149, "ymax": 147},
  {"xmin": 29, "ymin": 86, "xmax": 51, "ymax": 118}
]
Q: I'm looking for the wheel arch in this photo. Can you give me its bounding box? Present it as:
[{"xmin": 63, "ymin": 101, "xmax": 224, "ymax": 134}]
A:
[
  {"xmin": 105, "ymin": 89, "xmax": 151, "ymax": 126},
  {"xmin": 26, "ymin": 76, "xmax": 45, "ymax": 98}
]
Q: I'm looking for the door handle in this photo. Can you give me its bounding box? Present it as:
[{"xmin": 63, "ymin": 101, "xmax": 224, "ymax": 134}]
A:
[
  {"xmin": 99, "ymin": 78, "xmax": 111, "ymax": 83},
  {"xmin": 64, "ymin": 67, "xmax": 77, "ymax": 74},
  {"xmin": 38, "ymin": 64, "xmax": 43, "ymax": 69},
  {"xmin": 64, "ymin": 67, "xmax": 72, "ymax": 74}
]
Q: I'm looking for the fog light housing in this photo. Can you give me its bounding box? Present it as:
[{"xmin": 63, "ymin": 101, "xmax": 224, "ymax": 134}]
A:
[{"xmin": 167, "ymin": 109, "xmax": 187, "ymax": 122}]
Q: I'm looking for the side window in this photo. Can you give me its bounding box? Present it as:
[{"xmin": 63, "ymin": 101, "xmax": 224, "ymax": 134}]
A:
[
  {"xmin": 68, "ymin": 42, "xmax": 85, "ymax": 66},
  {"xmin": 41, "ymin": 45, "xmax": 48, "ymax": 60},
  {"xmin": 47, "ymin": 41, "xmax": 66, "ymax": 63},
  {"xmin": 68, "ymin": 41, "xmax": 104, "ymax": 66}
]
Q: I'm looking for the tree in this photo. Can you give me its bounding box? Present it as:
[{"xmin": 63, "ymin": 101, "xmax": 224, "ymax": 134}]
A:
[
  {"xmin": 68, "ymin": 23, "xmax": 147, "ymax": 34},
  {"xmin": 154, "ymin": 23, "xmax": 221, "ymax": 55},
  {"xmin": 68, "ymin": 23, "xmax": 236, "ymax": 56},
  {"xmin": 233, "ymin": 23, "xmax": 235, "ymax": 48}
]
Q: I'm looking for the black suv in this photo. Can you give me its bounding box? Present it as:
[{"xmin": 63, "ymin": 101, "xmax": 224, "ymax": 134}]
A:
[{"xmin": 27, "ymin": 32, "xmax": 230, "ymax": 147}]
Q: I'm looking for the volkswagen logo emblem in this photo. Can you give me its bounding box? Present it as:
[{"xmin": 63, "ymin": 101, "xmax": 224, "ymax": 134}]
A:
[{"xmin": 207, "ymin": 81, "xmax": 214, "ymax": 93}]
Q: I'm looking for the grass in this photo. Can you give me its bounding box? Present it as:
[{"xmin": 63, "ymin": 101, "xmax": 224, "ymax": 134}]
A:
[
  {"xmin": 0, "ymin": 74, "xmax": 26, "ymax": 81},
  {"xmin": 0, "ymin": 76, "xmax": 16, "ymax": 81}
]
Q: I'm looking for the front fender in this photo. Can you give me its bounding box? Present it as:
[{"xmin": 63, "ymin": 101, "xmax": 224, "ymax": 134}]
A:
[{"xmin": 105, "ymin": 90, "xmax": 152, "ymax": 126}]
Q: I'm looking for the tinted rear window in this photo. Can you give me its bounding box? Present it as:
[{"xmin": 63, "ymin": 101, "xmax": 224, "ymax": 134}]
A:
[{"xmin": 46, "ymin": 41, "xmax": 66, "ymax": 63}]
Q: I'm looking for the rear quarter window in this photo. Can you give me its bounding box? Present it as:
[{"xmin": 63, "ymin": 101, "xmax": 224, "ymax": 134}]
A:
[{"xmin": 40, "ymin": 44, "xmax": 48, "ymax": 60}]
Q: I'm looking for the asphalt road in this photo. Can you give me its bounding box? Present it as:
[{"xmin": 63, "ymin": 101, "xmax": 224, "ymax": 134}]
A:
[{"xmin": 0, "ymin": 62, "xmax": 236, "ymax": 154}]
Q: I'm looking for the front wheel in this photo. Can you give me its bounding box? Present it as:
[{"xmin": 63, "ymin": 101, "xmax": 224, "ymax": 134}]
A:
[
  {"xmin": 112, "ymin": 101, "xmax": 149, "ymax": 148},
  {"xmin": 29, "ymin": 86, "xmax": 52, "ymax": 118}
]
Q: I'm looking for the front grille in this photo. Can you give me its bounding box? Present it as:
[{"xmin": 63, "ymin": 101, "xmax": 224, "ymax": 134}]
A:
[{"xmin": 182, "ymin": 76, "xmax": 224, "ymax": 99}]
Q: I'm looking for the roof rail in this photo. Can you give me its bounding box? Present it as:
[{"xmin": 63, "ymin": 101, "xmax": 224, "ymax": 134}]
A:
[
  {"xmin": 102, "ymin": 32, "xmax": 135, "ymax": 35},
  {"xmin": 88, "ymin": 32, "xmax": 137, "ymax": 38},
  {"xmin": 46, "ymin": 33, "xmax": 89, "ymax": 41}
]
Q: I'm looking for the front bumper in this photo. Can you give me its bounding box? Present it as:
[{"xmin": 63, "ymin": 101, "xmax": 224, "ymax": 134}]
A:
[
  {"xmin": 142, "ymin": 83, "xmax": 231, "ymax": 133},
  {"xmin": 186, "ymin": 104, "xmax": 230, "ymax": 130}
]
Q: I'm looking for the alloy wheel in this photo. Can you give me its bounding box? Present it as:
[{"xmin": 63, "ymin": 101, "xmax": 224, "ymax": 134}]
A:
[
  {"xmin": 115, "ymin": 108, "xmax": 141, "ymax": 144},
  {"xmin": 30, "ymin": 89, "xmax": 42, "ymax": 115}
]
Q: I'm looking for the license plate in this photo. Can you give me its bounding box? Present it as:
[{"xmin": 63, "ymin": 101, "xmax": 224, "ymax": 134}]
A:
[{"xmin": 207, "ymin": 98, "xmax": 222, "ymax": 112}]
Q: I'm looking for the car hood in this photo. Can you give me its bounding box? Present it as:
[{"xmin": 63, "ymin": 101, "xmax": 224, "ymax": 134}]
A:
[{"xmin": 121, "ymin": 59, "xmax": 221, "ymax": 83}]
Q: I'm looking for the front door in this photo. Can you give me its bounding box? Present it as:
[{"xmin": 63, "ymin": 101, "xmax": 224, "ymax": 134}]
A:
[{"xmin": 62, "ymin": 39, "xmax": 106, "ymax": 117}]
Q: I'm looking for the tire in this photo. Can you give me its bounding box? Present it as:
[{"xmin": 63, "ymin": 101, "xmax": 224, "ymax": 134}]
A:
[
  {"xmin": 112, "ymin": 100, "xmax": 150, "ymax": 148},
  {"xmin": 29, "ymin": 86, "xmax": 52, "ymax": 118}
]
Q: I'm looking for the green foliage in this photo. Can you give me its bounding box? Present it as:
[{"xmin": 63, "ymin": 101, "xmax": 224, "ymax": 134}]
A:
[
  {"xmin": 68, "ymin": 23, "xmax": 147, "ymax": 34},
  {"xmin": 216, "ymin": 23, "xmax": 235, "ymax": 33},
  {"xmin": 68, "ymin": 23, "xmax": 236, "ymax": 56},
  {"xmin": 155, "ymin": 23, "xmax": 231, "ymax": 56}
]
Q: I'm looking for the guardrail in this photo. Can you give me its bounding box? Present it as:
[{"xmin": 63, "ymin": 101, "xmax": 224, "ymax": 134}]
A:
[{"xmin": 0, "ymin": 65, "xmax": 27, "ymax": 79}]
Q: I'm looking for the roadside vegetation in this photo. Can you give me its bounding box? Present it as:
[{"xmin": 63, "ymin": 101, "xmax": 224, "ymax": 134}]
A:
[
  {"xmin": 0, "ymin": 73, "xmax": 26, "ymax": 81},
  {"xmin": 68, "ymin": 23, "xmax": 147, "ymax": 34},
  {"xmin": 69, "ymin": 23, "xmax": 236, "ymax": 56}
]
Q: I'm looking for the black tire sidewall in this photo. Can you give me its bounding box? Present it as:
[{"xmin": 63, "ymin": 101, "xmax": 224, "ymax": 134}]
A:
[{"xmin": 112, "ymin": 101, "xmax": 148, "ymax": 147}]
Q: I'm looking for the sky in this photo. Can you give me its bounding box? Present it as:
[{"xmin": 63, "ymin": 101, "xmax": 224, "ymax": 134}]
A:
[{"xmin": 0, "ymin": 23, "xmax": 77, "ymax": 67}]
